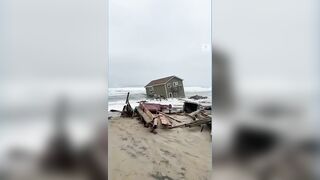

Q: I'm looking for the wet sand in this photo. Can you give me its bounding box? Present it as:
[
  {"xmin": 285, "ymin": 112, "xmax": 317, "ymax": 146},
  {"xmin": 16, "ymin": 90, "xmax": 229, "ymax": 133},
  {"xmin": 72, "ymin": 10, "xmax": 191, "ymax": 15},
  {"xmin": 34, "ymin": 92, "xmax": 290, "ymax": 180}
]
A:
[{"xmin": 108, "ymin": 116, "xmax": 211, "ymax": 180}]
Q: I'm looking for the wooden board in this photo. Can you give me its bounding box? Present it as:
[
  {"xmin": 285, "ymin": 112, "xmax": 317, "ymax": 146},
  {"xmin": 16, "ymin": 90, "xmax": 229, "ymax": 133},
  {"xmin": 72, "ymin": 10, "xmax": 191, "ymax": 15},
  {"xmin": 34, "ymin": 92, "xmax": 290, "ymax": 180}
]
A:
[
  {"xmin": 159, "ymin": 115, "xmax": 172, "ymax": 126},
  {"xmin": 140, "ymin": 103, "xmax": 155, "ymax": 120},
  {"xmin": 159, "ymin": 112, "xmax": 182, "ymax": 123},
  {"xmin": 136, "ymin": 107, "xmax": 153, "ymax": 124}
]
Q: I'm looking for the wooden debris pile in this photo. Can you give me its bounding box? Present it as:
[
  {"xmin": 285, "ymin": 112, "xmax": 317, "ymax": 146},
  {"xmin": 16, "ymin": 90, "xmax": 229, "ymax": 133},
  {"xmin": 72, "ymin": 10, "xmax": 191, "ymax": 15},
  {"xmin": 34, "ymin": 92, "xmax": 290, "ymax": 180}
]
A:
[
  {"xmin": 136, "ymin": 102, "xmax": 173, "ymax": 134},
  {"xmin": 135, "ymin": 101, "xmax": 211, "ymax": 133},
  {"xmin": 117, "ymin": 92, "xmax": 212, "ymax": 134},
  {"xmin": 173, "ymin": 109, "xmax": 211, "ymax": 131}
]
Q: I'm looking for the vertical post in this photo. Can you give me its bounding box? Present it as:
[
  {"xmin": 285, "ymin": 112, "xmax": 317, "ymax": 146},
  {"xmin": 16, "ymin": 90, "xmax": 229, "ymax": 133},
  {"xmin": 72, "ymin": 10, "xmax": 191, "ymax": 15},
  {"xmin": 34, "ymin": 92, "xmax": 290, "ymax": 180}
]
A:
[{"xmin": 125, "ymin": 92, "xmax": 130, "ymax": 104}]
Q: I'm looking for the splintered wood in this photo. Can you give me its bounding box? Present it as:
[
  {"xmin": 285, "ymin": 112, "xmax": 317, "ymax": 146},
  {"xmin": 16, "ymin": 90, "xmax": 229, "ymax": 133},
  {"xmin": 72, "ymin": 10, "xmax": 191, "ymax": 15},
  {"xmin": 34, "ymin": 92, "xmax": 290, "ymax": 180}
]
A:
[
  {"xmin": 135, "ymin": 102, "xmax": 211, "ymax": 133},
  {"xmin": 157, "ymin": 115, "xmax": 172, "ymax": 126},
  {"xmin": 138, "ymin": 103, "xmax": 172, "ymax": 128},
  {"xmin": 136, "ymin": 106, "xmax": 153, "ymax": 124}
]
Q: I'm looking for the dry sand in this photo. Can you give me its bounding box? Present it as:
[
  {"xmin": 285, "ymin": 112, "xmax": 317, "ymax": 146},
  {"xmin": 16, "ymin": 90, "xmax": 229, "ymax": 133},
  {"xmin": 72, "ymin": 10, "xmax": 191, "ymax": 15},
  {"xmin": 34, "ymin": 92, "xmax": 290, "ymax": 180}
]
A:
[{"xmin": 108, "ymin": 116, "xmax": 211, "ymax": 180}]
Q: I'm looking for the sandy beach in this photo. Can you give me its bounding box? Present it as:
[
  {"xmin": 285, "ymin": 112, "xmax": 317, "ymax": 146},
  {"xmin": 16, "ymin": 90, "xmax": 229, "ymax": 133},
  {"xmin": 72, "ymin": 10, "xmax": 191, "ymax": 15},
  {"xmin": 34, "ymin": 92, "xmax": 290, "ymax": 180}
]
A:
[{"xmin": 108, "ymin": 115, "xmax": 211, "ymax": 180}]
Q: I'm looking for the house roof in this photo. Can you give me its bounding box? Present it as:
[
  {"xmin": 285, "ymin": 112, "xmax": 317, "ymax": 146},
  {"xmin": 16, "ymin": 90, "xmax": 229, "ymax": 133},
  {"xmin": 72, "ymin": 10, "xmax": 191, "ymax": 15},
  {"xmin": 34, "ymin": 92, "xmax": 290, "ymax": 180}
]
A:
[{"xmin": 145, "ymin": 76, "xmax": 183, "ymax": 87}]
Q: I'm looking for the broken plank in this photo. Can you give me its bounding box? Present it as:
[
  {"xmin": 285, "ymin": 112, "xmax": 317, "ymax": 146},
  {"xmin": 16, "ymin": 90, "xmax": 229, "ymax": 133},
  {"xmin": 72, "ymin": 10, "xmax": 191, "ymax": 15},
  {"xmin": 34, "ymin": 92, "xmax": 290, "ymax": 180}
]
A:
[
  {"xmin": 136, "ymin": 107, "xmax": 153, "ymax": 124},
  {"xmin": 189, "ymin": 109, "xmax": 203, "ymax": 117},
  {"xmin": 170, "ymin": 118, "xmax": 211, "ymax": 129},
  {"xmin": 159, "ymin": 115, "xmax": 172, "ymax": 126},
  {"xmin": 159, "ymin": 112, "xmax": 182, "ymax": 123},
  {"xmin": 185, "ymin": 118, "xmax": 211, "ymax": 127}
]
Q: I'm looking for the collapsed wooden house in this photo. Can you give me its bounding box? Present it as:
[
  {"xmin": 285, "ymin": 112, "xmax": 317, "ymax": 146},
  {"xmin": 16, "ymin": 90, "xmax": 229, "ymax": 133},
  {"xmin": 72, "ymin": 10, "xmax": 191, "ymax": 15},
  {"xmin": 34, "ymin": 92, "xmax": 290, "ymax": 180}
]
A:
[
  {"xmin": 145, "ymin": 75, "xmax": 186, "ymax": 99},
  {"xmin": 135, "ymin": 102, "xmax": 211, "ymax": 133},
  {"xmin": 119, "ymin": 92, "xmax": 212, "ymax": 134}
]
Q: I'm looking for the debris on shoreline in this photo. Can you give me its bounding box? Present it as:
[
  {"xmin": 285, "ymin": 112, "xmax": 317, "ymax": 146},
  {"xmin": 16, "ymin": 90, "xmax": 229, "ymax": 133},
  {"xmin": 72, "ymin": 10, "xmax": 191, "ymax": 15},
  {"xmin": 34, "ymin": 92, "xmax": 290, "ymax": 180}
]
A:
[
  {"xmin": 189, "ymin": 95, "xmax": 208, "ymax": 100},
  {"xmin": 114, "ymin": 92, "xmax": 212, "ymax": 134},
  {"xmin": 120, "ymin": 92, "xmax": 134, "ymax": 117}
]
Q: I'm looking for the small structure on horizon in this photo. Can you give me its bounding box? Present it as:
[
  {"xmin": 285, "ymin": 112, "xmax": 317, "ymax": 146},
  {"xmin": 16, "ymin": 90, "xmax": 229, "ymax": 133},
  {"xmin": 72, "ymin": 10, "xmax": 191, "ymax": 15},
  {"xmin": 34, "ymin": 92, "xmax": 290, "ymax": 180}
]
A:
[{"xmin": 145, "ymin": 75, "xmax": 185, "ymax": 98}]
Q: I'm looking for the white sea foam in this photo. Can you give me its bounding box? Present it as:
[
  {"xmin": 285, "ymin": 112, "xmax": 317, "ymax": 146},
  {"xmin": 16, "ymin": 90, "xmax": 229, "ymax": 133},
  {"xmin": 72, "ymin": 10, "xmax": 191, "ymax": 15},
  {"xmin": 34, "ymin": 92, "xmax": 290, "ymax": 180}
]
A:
[
  {"xmin": 108, "ymin": 86, "xmax": 212, "ymax": 111},
  {"xmin": 184, "ymin": 87, "xmax": 212, "ymax": 92},
  {"xmin": 108, "ymin": 86, "xmax": 211, "ymax": 96},
  {"xmin": 108, "ymin": 87, "xmax": 146, "ymax": 96}
]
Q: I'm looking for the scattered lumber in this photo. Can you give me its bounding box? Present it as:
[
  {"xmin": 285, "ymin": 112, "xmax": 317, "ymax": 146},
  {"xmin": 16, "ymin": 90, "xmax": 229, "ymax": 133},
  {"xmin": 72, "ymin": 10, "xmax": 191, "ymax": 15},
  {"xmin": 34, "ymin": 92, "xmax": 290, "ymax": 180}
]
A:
[
  {"xmin": 188, "ymin": 109, "xmax": 203, "ymax": 120},
  {"xmin": 159, "ymin": 112, "xmax": 182, "ymax": 123},
  {"xmin": 170, "ymin": 117, "xmax": 211, "ymax": 129},
  {"xmin": 136, "ymin": 106, "xmax": 153, "ymax": 124},
  {"xmin": 137, "ymin": 102, "xmax": 159, "ymax": 133},
  {"xmin": 134, "ymin": 100, "xmax": 212, "ymax": 133},
  {"xmin": 185, "ymin": 110, "xmax": 210, "ymax": 121},
  {"xmin": 169, "ymin": 109, "xmax": 211, "ymax": 130},
  {"xmin": 185, "ymin": 118, "xmax": 211, "ymax": 128},
  {"xmin": 158, "ymin": 115, "xmax": 172, "ymax": 126},
  {"xmin": 184, "ymin": 110, "xmax": 202, "ymax": 120}
]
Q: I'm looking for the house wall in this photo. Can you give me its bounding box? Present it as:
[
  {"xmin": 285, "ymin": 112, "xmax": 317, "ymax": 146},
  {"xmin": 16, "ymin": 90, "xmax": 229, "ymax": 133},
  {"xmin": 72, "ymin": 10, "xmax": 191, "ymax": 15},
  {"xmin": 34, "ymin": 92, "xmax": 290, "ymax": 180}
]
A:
[
  {"xmin": 145, "ymin": 77, "xmax": 185, "ymax": 98},
  {"xmin": 166, "ymin": 77, "xmax": 185, "ymax": 98},
  {"xmin": 153, "ymin": 85, "xmax": 167, "ymax": 98},
  {"xmin": 145, "ymin": 85, "xmax": 167, "ymax": 98},
  {"xmin": 145, "ymin": 86, "xmax": 154, "ymax": 97}
]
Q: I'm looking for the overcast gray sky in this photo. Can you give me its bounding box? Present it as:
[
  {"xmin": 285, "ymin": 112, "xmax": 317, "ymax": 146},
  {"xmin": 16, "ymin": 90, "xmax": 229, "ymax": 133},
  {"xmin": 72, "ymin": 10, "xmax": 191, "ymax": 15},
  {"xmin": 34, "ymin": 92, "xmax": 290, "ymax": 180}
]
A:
[
  {"xmin": 214, "ymin": 0, "xmax": 319, "ymax": 94},
  {"xmin": 1, "ymin": 0, "xmax": 107, "ymax": 83},
  {"xmin": 2, "ymin": 0, "xmax": 318, "ymax": 92},
  {"xmin": 108, "ymin": 0, "xmax": 212, "ymax": 88}
]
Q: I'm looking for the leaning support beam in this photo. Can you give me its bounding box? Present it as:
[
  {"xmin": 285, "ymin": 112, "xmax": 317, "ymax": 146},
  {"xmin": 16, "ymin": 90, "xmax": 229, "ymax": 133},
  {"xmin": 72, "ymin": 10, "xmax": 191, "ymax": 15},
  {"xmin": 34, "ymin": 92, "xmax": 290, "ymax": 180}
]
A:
[{"xmin": 136, "ymin": 107, "xmax": 153, "ymax": 124}]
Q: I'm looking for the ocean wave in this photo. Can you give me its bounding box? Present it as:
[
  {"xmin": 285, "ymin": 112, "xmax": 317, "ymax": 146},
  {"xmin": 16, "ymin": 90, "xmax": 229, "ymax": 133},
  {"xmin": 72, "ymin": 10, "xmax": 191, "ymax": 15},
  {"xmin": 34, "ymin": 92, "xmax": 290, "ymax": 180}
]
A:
[{"xmin": 108, "ymin": 86, "xmax": 211, "ymax": 96}]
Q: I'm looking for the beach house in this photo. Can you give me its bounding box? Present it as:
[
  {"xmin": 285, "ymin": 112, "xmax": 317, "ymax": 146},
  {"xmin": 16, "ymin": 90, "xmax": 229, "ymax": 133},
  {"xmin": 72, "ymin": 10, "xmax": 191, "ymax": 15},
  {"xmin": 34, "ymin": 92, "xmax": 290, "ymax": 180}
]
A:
[{"xmin": 145, "ymin": 76, "xmax": 185, "ymax": 98}]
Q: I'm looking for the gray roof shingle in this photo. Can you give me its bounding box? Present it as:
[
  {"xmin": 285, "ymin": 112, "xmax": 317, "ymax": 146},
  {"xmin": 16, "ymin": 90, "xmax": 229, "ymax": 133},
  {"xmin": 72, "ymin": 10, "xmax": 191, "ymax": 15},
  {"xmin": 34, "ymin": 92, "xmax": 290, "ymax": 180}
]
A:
[{"xmin": 145, "ymin": 76, "xmax": 182, "ymax": 87}]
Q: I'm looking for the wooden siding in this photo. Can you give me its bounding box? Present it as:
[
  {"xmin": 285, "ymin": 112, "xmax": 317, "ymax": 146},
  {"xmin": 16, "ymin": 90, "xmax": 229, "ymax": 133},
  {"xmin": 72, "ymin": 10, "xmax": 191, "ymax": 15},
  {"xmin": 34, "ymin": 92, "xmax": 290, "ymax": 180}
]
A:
[
  {"xmin": 166, "ymin": 77, "xmax": 185, "ymax": 98},
  {"xmin": 145, "ymin": 76, "xmax": 185, "ymax": 98}
]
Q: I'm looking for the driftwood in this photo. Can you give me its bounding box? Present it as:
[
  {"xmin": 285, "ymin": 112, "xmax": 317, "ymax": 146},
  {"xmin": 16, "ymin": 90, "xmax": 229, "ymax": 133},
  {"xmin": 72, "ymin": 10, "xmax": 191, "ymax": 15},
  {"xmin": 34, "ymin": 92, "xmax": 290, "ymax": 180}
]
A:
[
  {"xmin": 121, "ymin": 92, "xmax": 133, "ymax": 117},
  {"xmin": 110, "ymin": 109, "xmax": 122, "ymax": 112}
]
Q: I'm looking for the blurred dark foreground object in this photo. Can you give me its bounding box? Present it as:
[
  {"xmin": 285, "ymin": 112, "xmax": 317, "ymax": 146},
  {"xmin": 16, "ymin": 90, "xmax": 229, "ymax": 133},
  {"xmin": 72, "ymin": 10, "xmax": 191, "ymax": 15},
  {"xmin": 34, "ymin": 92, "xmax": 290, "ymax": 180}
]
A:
[
  {"xmin": 211, "ymin": 48, "xmax": 320, "ymax": 180},
  {"xmin": 0, "ymin": 97, "xmax": 108, "ymax": 180},
  {"xmin": 212, "ymin": 49, "xmax": 234, "ymax": 112},
  {"xmin": 40, "ymin": 97, "xmax": 108, "ymax": 180},
  {"xmin": 233, "ymin": 126, "xmax": 278, "ymax": 162},
  {"xmin": 41, "ymin": 98, "xmax": 76, "ymax": 171}
]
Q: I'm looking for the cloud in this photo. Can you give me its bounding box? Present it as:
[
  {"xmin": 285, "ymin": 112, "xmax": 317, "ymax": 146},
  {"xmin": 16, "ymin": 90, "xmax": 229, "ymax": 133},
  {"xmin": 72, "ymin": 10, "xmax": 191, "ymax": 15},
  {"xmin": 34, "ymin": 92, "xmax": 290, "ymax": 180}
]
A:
[{"xmin": 108, "ymin": 0, "xmax": 212, "ymax": 87}]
